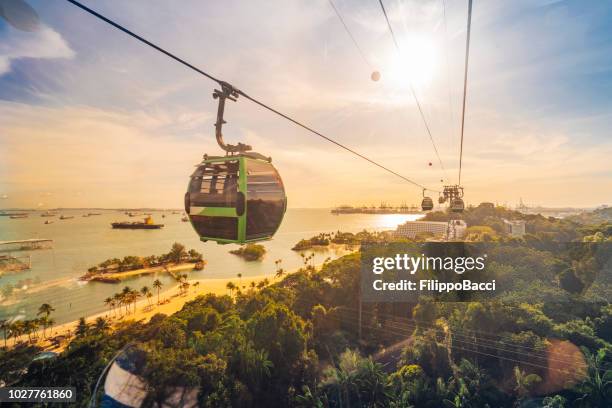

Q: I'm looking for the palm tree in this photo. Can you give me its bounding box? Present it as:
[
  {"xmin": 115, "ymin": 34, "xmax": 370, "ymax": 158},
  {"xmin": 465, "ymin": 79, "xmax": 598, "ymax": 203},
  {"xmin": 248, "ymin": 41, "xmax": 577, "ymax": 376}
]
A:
[
  {"xmin": 146, "ymin": 291, "xmax": 153, "ymax": 305},
  {"xmin": 75, "ymin": 317, "xmax": 89, "ymax": 337},
  {"xmin": 574, "ymin": 348, "xmax": 612, "ymax": 406},
  {"xmin": 46, "ymin": 318, "xmax": 55, "ymax": 338},
  {"xmin": 182, "ymin": 281, "xmax": 190, "ymax": 295},
  {"xmin": 193, "ymin": 281, "xmax": 200, "ymax": 293},
  {"xmin": 113, "ymin": 293, "xmax": 123, "ymax": 315},
  {"xmin": 131, "ymin": 289, "xmax": 141, "ymax": 313},
  {"xmin": 104, "ymin": 297, "xmax": 113, "ymax": 315},
  {"xmin": 237, "ymin": 273, "xmax": 243, "ymax": 287},
  {"xmin": 226, "ymin": 281, "xmax": 236, "ymax": 296},
  {"xmin": 38, "ymin": 316, "xmax": 50, "ymax": 339},
  {"xmin": 10, "ymin": 321, "xmax": 24, "ymax": 346},
  {"xmin": 153, "ymin": 279, "xmax": 163, "ymax": 305},
  {"xmin": 24, "ymin": 320, "xmax": 38, "ymax": 344},
  {"xmin": 141, "ymin": 286, "xmax": 151, "ymax": 305},
  {"xmin": 0, "ymin": 319, "xmax": 8, "ymax": 348},
  {"xmin": 121, "ymin": 286, "xmax": 132, "ymax": 313},
  {"xmin": 37, "ymin": 303, "xmax": 55, "ymax": 318},
  {"xmin": 94, "ymin": 317, "xmax": 110, "ymax": 333},
  {"xmin": 275, "ymin": 267, "xmax": 285, "ymax": 279}
]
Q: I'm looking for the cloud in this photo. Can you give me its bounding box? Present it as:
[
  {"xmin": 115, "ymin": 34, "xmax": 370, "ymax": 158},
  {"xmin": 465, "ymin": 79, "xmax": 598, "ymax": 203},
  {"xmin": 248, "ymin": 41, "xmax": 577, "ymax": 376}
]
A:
[{"xmin": 0, "ymin": 25, "xmax": 74, "ymax": 76}]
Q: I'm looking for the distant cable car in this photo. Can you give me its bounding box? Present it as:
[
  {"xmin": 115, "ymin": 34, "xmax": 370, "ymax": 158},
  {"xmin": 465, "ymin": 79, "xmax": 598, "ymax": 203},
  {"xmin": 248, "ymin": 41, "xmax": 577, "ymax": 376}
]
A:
[
  {"xmin": 450, "ymin": 197, "xmax": 465, "ymax": 213},
  {"xmin": 421, "ymin": 190, "xmax": 434, "ymax": 211},
  {"xmin": 185, "ymin": 84, "xmax": 287, "ymax": 244},
  {"xmin": 371, "ymin": 71, "xmax": 381, "ymax": 82}
]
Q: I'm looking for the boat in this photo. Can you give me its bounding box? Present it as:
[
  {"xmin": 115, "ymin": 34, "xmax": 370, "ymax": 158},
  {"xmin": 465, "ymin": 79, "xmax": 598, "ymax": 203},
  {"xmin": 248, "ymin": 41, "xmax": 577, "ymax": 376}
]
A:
[
  {"xmin": 181, "ymin": 216, "xmax": 189, "ymax": 222},
  {"xmin": 10, "ymin": 214, "xmax": 28, "ymax": 219},
  {"xmin": 40, "ymin": 211, "xmax": 56, "ymax": 217},
  {"xmin": 111, "ymin": 215, "xmax": 164, "ymax": 229},
  {"xmin": 44, "ymin": 220, "xmax": 53, "ymax": 224},
  {"xmin": 59, "ymin": 215, "xmax": 74, "ymax": 220},
  {"xmin": 87, "ymin": 212, "xmax": 101, "ymax": 216}
]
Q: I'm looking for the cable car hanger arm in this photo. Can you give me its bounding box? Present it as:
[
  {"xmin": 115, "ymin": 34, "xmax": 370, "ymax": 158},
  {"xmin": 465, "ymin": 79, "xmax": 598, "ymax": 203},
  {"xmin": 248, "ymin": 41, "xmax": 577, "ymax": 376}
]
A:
[{"xmin": 213, "ymin": 82, "xmax": 251, "ymax": 154}]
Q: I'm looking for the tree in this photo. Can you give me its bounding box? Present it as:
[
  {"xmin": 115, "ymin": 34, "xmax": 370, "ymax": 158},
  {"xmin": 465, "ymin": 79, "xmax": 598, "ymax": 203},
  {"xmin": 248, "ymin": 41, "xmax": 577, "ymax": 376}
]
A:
[
  {"xmin": 141, "ymin": 286, "xmax": 151, "ymax": 305},
  {"xmin": 37, "ymin": 303, "xmax": 55, "ymax": 318},
  {"xmin": 38, "ymin": 316, "xmax": 50, "ymax": 339},
  {"xmin": 153, "ymin": 279, "xmax": 163, "ymax": 305},
  {"xmin": 168, "ymin": 242, "xmax": 187, "ymax": 263},
  {"xmin": 573, "ymin": 348, "xmax": 612, "ymax": 406},
  {"xmin": 75, "ymin": 317, "xmax": 89, "ymax": 337},
  {"xmin": 94, "ymin": 317, "xmax": 110, "ymax": 333},
  {"xmin": 226, "ymin": 281, "xmax": 236, "ymax": 296},
  {"xmin": 104, "ymin": 297, "xmax": 113, "ymax": 315},
  {"xmin": 10, "ymin": 320, "xmax": 24, "ymax": 345},
  {"xmin": 559, "ymin": 268, "xmax": 584, "ymax": 294},
  {"xmin": 513, "ymin": 366, "xmax": 542, "ymax": 400},
  {"xmin": 193, "ymin": 281, "xmax": 200, "ymax": 293},
  {"xmin": 0, "ymin": 319, "xmax": 8, "ymax": 348},
  {"xmin": 113, "ymin": 293, "xmax": 123, "ymax": 315}
]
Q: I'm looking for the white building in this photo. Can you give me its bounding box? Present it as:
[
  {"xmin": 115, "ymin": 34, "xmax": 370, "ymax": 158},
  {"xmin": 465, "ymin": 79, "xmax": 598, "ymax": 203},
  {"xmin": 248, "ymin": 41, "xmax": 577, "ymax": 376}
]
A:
[
  {"xmin": 395, "ymin": 220, "xmax": 467, "ymax": 240},
  {"xmin": 503, "ymin": 219, "xmax": 526, "ymax": 237}
]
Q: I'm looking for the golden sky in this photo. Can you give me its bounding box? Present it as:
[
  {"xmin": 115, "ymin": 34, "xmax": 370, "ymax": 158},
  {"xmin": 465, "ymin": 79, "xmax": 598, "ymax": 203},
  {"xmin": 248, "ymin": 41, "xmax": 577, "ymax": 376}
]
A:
[{"xmin": 1, "ymin": 0, "xmax": 611, "ymax": 209}]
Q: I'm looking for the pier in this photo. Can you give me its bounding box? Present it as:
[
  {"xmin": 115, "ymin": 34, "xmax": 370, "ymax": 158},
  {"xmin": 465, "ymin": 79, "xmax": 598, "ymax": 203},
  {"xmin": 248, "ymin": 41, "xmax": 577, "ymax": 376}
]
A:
[{"xmin": 0, "ymin": 238, "xmax": 54, "ymax": 251}]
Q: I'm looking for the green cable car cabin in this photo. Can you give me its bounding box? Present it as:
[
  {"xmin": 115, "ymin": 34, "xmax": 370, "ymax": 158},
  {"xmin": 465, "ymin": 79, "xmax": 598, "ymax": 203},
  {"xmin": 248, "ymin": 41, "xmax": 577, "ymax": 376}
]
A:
[{"xmin": 185, "ymin": 153, "xmax": 287, "ymax": 244}]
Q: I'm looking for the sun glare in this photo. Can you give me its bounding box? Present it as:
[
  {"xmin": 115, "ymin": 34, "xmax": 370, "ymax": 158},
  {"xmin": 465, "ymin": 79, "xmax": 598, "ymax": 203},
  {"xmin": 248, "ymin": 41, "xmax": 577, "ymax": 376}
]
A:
[{"xmin": 385, "ymin": 34, "xmax": 438, "ymax": 90}]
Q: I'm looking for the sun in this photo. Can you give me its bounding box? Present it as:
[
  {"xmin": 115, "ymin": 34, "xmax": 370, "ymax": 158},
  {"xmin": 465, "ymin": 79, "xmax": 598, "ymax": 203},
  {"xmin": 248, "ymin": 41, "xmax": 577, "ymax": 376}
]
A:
[{"xmin": 385, "ymin": 34, "xmax": 438, "ymax": 90}]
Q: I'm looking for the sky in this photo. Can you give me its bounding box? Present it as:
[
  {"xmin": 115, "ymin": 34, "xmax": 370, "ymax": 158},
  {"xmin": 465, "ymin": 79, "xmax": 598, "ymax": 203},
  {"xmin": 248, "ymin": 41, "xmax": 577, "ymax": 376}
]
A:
[{"xmin": 0, "ymin": 0, "xmax": 611, "ymax": 209}]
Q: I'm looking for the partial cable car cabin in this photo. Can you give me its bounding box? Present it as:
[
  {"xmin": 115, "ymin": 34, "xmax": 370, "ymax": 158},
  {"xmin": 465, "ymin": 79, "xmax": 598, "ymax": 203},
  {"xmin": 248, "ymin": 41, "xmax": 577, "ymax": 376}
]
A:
[
  {"xmin": 185, "ymin": 153, "xmax": 287, "ymax": 244},
  {"xmin": 421, "ymin": 196, "xmax": 434, "ymax": 211},
  {"xmin": 450, "ymin": 198, "xmax": 465, "ymax": 213}
]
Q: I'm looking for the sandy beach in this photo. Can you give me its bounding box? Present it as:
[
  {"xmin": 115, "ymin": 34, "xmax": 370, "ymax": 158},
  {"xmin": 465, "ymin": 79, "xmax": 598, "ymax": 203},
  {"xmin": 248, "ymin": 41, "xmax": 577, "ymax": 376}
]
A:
[{"xmin": 13, "ymin": 271, "xmax": 283, "ymax": 352}]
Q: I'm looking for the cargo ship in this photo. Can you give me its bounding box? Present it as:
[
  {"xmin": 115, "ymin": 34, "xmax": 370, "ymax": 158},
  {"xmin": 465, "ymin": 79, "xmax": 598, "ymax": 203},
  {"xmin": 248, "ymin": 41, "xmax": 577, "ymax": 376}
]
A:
[{"xmin": 111, "ymin": 215, "xmax": 164, "ymax": 229}]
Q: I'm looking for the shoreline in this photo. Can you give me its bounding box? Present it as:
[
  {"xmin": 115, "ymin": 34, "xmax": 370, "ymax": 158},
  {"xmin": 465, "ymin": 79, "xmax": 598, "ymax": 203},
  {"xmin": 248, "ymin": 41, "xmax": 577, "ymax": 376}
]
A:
[{"xmin": 9, "ymin": 271, "xmax": 285, "ymax": 352}]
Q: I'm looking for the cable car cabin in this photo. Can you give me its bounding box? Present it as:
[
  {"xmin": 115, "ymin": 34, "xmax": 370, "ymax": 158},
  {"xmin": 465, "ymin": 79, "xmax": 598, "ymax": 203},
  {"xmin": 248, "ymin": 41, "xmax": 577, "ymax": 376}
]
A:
[
  {"xmin": 185, "ymin": 154, "xmax": 287, "ymax": 244},
  {"xmin": 421, "ymin": 197, "xmax": 434, "ymax": 211},
  {"xmin": 450, "ymin": 198, "xmax": 465, "ymax": 213}
]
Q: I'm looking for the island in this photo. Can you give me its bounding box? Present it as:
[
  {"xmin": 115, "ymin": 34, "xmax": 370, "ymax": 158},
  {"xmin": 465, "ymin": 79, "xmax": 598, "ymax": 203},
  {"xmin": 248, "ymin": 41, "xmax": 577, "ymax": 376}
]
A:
[
  {"xmin": 80, "ymin": 242, "xmax": 205, "ymax": 283},
  {"xmin": 229, "ymin": 243, "xmax": 266, "ymax": 261}
]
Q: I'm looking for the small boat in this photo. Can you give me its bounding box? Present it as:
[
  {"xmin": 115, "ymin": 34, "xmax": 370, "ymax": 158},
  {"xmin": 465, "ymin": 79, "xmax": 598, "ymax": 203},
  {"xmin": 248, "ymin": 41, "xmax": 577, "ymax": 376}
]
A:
[
  {"xmin": 82, "ymin": 214, "xmax": 89, "ymax": 217},
  {"xmin": 10, "ymin": 214, "xmax": 28, "ymax": 219},
  {"xmin": 181, "ymin": 216, "xmax": 189, "ymax": 222},
  {"xmin": 111, "ymin": 215, "xmax": 164, "ymax": 229},
  {"xmin": 87, "ymin": 213, "xmax": 101, "ymax": 216},
  {"xmin": 44, "ymin": 220, "xmax": 53, "ymax": 224},
  {"xmin": 59, "ymin": 215, "xmax": 74, "ymax": 220},
  {"xmin": 40, "ymin": 211, "xmax": 56, "ymax": 217}
]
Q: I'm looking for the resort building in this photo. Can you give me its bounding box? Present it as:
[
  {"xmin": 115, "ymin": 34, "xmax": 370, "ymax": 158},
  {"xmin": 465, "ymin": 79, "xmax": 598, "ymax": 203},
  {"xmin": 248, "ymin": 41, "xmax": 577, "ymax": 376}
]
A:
[
  {"xmin": 395, "ymin": 220, "xmax": 467, "ymax": 240},
  {"xmin": 503, "ymin": 219, "xmax": 526, "ymax": 237}
]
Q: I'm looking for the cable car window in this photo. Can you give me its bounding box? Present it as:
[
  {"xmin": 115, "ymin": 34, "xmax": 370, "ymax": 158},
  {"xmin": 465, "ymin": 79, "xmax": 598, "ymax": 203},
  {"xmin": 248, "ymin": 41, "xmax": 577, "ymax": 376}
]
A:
[
  {"xmin": 190, "ymin": 215, "xmax": 238, "ymax": 241},
  {"xmin": 246, "ymin": 159, "xmax": 286, "ymax": 240},
  {"xmin": 189, "ymin": 161, "xmax": 239, "ymax": 208}
]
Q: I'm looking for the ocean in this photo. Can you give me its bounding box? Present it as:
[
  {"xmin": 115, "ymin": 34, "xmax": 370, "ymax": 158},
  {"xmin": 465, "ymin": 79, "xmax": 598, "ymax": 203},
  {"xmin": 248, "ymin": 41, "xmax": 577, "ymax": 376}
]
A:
[{"xmin": 0, "ymin": 209, "xmax": 421, "ymax": 324}]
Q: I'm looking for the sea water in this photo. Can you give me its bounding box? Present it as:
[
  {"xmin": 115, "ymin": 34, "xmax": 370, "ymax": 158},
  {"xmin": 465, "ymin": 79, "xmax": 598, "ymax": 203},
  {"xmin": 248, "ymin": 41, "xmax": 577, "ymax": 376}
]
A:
[{"xmin": 0, "ymin": 209, "xmax": 421, "ymax": 324}]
